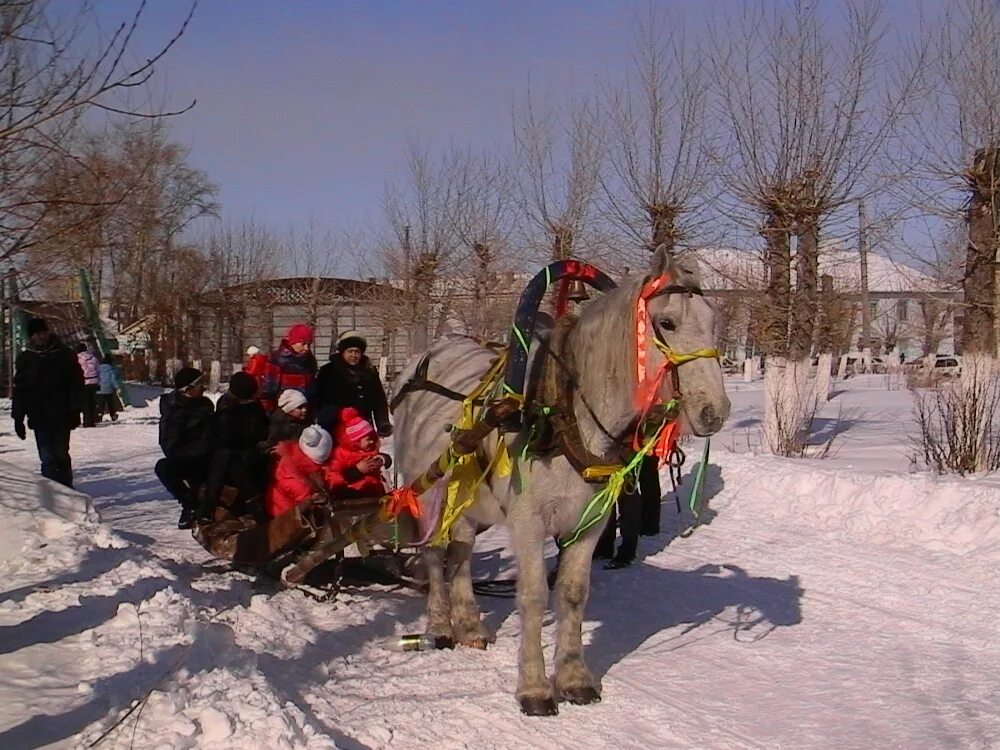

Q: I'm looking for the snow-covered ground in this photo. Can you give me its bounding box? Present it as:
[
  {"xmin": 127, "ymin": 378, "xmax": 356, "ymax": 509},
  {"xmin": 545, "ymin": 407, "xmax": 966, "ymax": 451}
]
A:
[{"xmin": 1, "ymin": 376, "xmax": 998, "ymax": 749}]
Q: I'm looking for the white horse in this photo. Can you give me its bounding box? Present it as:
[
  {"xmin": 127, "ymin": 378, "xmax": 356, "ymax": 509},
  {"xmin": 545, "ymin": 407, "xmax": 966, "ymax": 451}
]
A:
[{"xmin": 392, "ymin": 247, "xmax": 731, "ymax": 715}]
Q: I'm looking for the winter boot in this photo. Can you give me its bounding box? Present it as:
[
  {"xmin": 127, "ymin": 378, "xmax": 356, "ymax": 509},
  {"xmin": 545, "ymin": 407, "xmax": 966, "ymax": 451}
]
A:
[{"xmin": 178, "ymin": 507, "xmax": 196, "ymax": 530}]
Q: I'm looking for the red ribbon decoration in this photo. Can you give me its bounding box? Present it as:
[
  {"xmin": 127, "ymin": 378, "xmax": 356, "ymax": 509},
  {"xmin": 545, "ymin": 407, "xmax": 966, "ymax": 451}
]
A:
[{"xmin": 633, "ymin": 274, "xmax": 680, "ymax": 465}]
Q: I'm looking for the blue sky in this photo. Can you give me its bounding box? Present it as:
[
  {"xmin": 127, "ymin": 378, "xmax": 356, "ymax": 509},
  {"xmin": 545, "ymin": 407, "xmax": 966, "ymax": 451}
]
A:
[{"xmin": 91, "ymin": 0, "xmax": 929, "ymax": 270}]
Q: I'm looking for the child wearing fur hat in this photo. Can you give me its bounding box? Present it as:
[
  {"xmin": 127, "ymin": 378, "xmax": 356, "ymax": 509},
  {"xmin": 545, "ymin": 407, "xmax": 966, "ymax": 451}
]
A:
[
  {"xmin": 257, "ymin": 323, "xmax": 318, "ymax": 414},
  {"xmin": 265, "ymin": 388, "xmax": 310, "ymax": 450},
  {"xmin": 325, "ymin": 407, "xmax": 391, "ymax": 498},
  {"xmin": 265, "ymin": 425, "xmax": 333, "ymax": 518}
]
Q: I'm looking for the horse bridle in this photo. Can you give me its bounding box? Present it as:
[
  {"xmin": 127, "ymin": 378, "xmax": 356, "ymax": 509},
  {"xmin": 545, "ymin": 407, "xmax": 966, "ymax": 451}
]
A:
[{"xmin": 548, "ymin": 280, "xmax": 720, "ymax": 455}]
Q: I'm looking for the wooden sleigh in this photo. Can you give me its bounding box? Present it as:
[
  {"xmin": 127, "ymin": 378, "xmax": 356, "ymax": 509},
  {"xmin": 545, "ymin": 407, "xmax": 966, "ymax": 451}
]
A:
[{"xmin": 191, "ymin": 396, "xmax": 520, "ymax": 591}]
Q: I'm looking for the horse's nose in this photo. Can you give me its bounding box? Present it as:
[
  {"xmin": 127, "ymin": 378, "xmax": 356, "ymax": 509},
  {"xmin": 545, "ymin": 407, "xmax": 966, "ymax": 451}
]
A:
[{"xmin": 699, "ymin": 405, "xmax": 724, "ymax": 434}]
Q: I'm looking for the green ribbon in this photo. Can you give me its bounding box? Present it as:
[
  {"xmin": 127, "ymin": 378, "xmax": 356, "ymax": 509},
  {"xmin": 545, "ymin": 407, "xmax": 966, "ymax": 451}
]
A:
[
  {"xmin": 679, "ymin": 438, "xmax": 710, "ymax": 538},
  {"xmin": 558, "ymin": 422, "xmax": 666, "ymax": 549}
]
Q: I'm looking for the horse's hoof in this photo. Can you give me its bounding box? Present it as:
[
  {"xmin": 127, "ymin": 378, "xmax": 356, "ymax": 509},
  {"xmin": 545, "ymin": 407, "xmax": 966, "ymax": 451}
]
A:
[
  {"xmin": 560, "ymin": 686, "xmax": 602, "ymax": 705},
  {"xmin": 431, "ymin": 635, "xmax": 455, "ymax": 650},
  {"xmin": 459, "ymin": 636, "xmax": 489, "ymax": 650},
  {"xmin": 519, "ymin": 696, "xmax": 559, "ymax": 716}
]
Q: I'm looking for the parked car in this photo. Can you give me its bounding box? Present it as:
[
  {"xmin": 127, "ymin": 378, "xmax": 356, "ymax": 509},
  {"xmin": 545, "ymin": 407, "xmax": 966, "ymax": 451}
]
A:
[{"xmin": 933, "ymin": 355, "xmax": 962, "ymax": 377}]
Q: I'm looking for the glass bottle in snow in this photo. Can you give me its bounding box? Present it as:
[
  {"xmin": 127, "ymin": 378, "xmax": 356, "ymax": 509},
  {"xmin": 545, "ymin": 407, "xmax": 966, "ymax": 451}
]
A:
[{"xmin": 380, "ymin": 633, "xmax": 453, "ymax": 652}]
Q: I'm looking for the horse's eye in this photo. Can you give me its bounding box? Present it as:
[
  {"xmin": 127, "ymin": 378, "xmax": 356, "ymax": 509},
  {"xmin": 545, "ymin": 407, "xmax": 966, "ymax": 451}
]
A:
[{"xmin": 658, "ymin": 318, "xmax": 676, "ymax": 332}]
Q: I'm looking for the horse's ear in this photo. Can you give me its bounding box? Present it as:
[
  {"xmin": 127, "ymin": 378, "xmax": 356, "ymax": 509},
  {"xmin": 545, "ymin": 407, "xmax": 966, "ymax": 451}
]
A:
[{"xmin": 647, "ymin": 243, "xmax": 674, "ymax": 280}]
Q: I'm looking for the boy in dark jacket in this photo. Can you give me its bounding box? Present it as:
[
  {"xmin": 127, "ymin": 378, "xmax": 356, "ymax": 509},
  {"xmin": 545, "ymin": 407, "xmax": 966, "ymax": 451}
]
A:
[
  {"xmin": 315, "ymin": 331, "xmax": 392, "ymax": 437},
  {"xmin": 12, "ymin": 318, "xmax": 84, "ymax": 487},
  {"xmin": 265, "ymin": 388, "xmax": 309, "ymax": 450},
  {"xmin": 155, "ymin": 367, "xmax": 214, "ymax": 529},
  {"xmin": 198, "ymin": 372, "xmax": 270, "ymax": 522}
]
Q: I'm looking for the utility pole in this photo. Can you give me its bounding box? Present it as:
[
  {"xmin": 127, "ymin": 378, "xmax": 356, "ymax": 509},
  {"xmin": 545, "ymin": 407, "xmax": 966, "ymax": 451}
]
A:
[{"xmin": 858, "ymin": 200, "xmax": 871, "ymax": 352}]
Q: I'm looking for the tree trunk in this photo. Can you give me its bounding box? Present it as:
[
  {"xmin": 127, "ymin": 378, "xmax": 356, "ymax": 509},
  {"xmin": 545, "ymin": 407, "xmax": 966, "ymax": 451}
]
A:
[
  {"xmin": 649, "ymin": 203, "xmax": 678, "ymax": 252},
  {"xmin": 963, "ymin": 148, "xmax": 999, "ymax": 355},
  {"xmin": 759, "ymin": 213, "xmax": 791, "ymax": 358},
  {"xmin": 411, "ymin": 251, "xmax": 437, "ymax": 354},
  {"xmin": 790, "ymin": 216, "xmax": 819, "ymax": 360}
]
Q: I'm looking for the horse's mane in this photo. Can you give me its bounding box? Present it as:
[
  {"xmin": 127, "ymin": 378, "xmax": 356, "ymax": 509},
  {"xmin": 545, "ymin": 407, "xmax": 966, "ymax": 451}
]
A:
[{"xmin": 566, "ymin": 251, "xmax": 702, "ymax": 454}]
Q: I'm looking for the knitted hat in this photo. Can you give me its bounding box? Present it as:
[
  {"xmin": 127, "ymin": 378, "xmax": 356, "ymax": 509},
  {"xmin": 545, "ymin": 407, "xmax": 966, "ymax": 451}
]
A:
[
  {"xmin": 174, "ymin": 367, "xmax": 203, "ymax": 391},
  {"xmin": 26, "ymin": 317, "xmax": 48, "ymax": 337},
  {"xmin": 228, "ymin": 371, "xmax": 258, "ymax": 401},
  {"xmin": 337, "ymin": 330, "xmax": 367, "ymax": 353},
  {"xmin": 286, "ymin": 324, "xmax": 313, "ymax": 346},
  {"xmin": 278, "ymin": 389, "xmax": 307, "ymax": 413},
  {"xmin": 246, "ymin": 345, "xmax": 260, "ymax": 356},
  {"xmin": 345, "ymin": 415, "xmax": 375, "ymax": 443},
  {"xmin": 299, "ymin": 425, "xmax": 332, "ymax": 464}
]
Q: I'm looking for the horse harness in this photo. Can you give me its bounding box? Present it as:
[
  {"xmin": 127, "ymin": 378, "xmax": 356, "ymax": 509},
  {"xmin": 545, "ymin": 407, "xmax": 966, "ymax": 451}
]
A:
[{"xmin": 388, "ymin": 282, "xmax": 718, "ymax": 484}]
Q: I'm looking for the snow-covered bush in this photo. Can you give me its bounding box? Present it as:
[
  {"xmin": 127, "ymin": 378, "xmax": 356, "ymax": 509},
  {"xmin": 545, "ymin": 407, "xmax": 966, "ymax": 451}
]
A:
[{"xmin": 912, "ymin": 355, "xmax": 1000, "ymax": 474}]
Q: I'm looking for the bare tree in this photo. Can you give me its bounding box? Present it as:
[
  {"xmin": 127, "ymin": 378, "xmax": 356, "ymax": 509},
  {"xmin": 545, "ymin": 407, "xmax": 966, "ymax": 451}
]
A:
[
  {"xmin": 911, "ymin": 0, "xmax": 1000, "ymax": 356},
  {"xmin": 711, "ymin": 0, "xmax": 921, "ymax": 360},
  {"xmin": 602, "ymin": 5, "xmax": 714, "ymax": 256},
  {"xmin": 0, "ymin": 1, "xmax": 197, "ymax": 263},
  {"xmin": 377, "ymin": 142, "xmax": 459, "ymax": 353},
  {"xmin": 512, "ymin": 90, "xmax": 605, "ymax": 266},
  {"xmin": 444, "ymin": 146, "xmax": 519, "ymax": 340},
  {"xmin": 710, "ymin": 0, "xmax": 921, "ymax": 454}
]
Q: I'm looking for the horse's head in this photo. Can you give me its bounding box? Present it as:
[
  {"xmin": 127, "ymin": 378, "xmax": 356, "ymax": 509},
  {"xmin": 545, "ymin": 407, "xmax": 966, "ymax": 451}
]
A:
[{"xmin": 641, "ymin": 245, "xmax": 731, "ymax": 437}]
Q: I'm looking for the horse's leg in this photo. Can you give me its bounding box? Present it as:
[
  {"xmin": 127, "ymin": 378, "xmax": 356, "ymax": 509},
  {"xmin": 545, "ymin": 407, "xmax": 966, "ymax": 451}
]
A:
[
  {"xmin": 422, "ymin": 546, "xmax": 454, "ymax": 645},
  {"xmin": 509, "ymin": 510, "xmax": 557, "ymax": 716},
  {"xmin": 552, "ymin": 534, "xmax": 601, "ymax": 705},
  {"xmin": 445, "ymin": 516, "xmax": 492, "ymax": 649}
]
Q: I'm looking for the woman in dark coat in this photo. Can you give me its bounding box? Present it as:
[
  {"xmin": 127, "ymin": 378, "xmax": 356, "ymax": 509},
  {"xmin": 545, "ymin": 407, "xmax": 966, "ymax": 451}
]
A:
[{"xmin": 315, "ymin": 331, "xmax": 391, "ymax": 436}]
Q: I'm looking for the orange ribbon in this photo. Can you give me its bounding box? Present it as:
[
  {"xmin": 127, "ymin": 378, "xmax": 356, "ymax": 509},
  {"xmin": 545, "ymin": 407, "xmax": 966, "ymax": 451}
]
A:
[
  {"xmin": 633, "ymin": 274, "xmax": 682, "ymax": 465},
  {"xmin": 385, "ymin": 487, "xmax": 422, "ymax": 519},
  {"xmin": 635, "ymin": 274, "xmax": 671, "ymax": 411}
]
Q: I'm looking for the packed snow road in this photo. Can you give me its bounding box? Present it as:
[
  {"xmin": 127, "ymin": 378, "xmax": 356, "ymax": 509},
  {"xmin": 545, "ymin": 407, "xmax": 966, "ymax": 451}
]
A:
[{"xmin": 0, "ymin": 388, "xmax": 998, "ymax": 749}]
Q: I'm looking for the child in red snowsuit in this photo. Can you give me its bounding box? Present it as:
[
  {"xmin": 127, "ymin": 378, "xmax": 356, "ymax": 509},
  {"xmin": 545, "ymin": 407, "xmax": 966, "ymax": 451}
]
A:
[
  {"xmin": 265, "ymin": 425, "xmax": 333, "ymax": 518},
  {"xmin": 325, "ymin": 409, "xmax": 389, "ymax": 498}
]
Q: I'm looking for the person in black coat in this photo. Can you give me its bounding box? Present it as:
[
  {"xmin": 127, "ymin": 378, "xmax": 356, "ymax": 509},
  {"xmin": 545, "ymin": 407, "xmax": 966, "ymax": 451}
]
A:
[
  {"xmin": 155, "ymin": 367, "xmax": 215, "ymax": 529},
  {"xmin": 11, "ymin": 318, "xmax": 84, "ymax": 488},
  {"xmin": 315, "ymin": 331, "xmax": 391, "ymax": 436},
  {"xmin": 198, "ymin": 372, "xmax": 270, "ymax": 522},
  {"xmin": 594, "ymin": 457, "xmax": 662, "ymax": 568}
]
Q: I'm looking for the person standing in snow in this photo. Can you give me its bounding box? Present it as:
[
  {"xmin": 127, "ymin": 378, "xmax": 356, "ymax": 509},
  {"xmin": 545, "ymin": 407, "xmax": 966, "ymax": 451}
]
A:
[
  {"xmin": 257, "ymin": 324, "xmax": 317, "ymax": 414},
  {"xmin": 155, "ymin": 367, "xmax": 215, "ymax": 529},
  {"xmin": 11, "ymin": 317, "xmax": 84, "ymax": 487},
  {"xmin": 593, "ymin": 457, "xmax": 663, "ymax": 569},
  {"xmin": 76, "ymin": 343, "xmax": 100, "ymax": 428},
  {"xmin": 97, "ymin": 354, "xmax": 121, "ymax": 422},
  {"xmin": 198, "ymin": 371, "xmax": 270, "ymax": 522},
  {"xmin": 315, "ymin": 331, "xmax": 391, "ymax": 436}
]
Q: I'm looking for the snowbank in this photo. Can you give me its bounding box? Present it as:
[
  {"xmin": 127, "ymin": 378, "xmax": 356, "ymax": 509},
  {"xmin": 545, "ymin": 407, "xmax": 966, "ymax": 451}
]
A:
[
  {"xmin": 0, "ymin": 459, "xmax": 110, "ymax": 571},
  {"xmin": 0, "ymin": 459, "xmax": 339, "ymax": 750},
  {"xmin": 712, "ymin": 449, "xmax": 1000, "ymax": 556}
]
